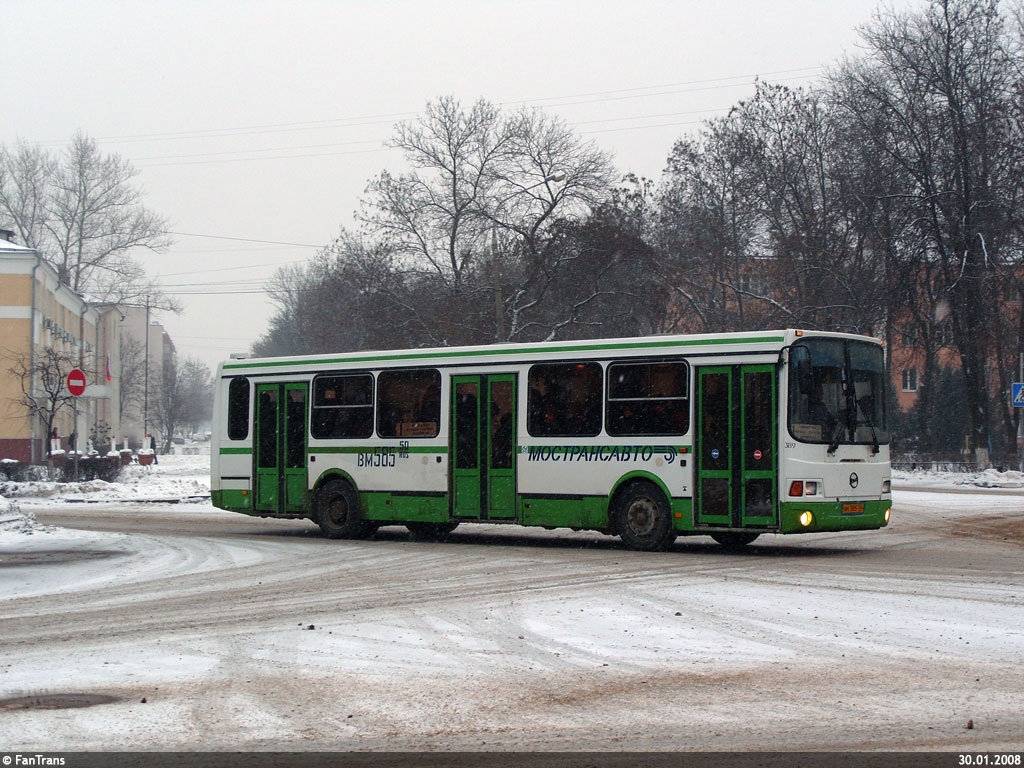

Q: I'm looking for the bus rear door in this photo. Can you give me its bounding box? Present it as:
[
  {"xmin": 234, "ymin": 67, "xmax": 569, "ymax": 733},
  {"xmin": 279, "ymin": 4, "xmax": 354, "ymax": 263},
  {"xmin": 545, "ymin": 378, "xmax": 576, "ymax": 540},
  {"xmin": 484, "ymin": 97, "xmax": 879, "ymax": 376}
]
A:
[{"xmin": 254, "ymin": 381, "xmax": 309, "ymax": 516}]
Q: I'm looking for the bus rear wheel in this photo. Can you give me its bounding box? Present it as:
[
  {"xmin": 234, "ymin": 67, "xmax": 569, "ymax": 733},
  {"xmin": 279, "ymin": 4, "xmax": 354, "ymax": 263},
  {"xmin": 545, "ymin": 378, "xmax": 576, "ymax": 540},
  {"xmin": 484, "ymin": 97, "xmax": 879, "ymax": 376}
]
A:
[
  {"xmin": 314, "ymin": 480, "xmax": 373, "ymax": 539},
  {"xmin": 614, "ymin": 481, "xmax": 673, "ymax": 551},
  {"xmin": 406, "ymin": 521, "xmax": 459, "ymax": 541},
  {"xmin": 711, "ymin": 532, "xmax": 760, "ymax": 549}
]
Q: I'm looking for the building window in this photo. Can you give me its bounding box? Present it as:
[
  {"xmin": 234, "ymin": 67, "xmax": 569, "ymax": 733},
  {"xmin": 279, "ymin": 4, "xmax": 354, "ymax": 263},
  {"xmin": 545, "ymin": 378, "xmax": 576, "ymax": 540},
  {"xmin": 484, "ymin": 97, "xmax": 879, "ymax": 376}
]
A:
[
  {"xmin": 901, "ymin": 368, "xmax": 918, "ymax": 392},
  {"xmin": 738, "ymin": 273, "xmax": 770, "ymax": 296}
]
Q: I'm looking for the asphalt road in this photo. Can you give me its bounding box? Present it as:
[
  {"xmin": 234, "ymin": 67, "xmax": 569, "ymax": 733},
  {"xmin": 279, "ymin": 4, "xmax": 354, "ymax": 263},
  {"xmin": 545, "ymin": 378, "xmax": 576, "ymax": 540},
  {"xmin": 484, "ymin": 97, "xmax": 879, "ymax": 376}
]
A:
[{"xmin": 1, "ymin": 491, "xmax": 1022, "ymax": 752}]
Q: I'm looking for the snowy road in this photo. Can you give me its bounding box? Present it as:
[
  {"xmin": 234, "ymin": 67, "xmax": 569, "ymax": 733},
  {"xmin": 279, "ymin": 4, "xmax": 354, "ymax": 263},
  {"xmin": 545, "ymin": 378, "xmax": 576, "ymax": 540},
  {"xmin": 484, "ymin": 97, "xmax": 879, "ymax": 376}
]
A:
[{"xmin": 0, "ymin": 490, "xmax": 1022, "ymax": 752}]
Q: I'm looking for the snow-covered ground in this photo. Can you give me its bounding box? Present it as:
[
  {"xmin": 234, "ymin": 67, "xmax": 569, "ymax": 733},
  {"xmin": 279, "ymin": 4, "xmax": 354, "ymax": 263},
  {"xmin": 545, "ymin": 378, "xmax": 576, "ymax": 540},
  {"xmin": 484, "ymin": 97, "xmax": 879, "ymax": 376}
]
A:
[
  {"xmin": 1, "ymin": 451, "xmax": 211, "ymax": 504},
  {"xmin": 3, "ymin": 449, "xmax": 1023, "ymax": 507},
  {"xmin": 894, "ymin": 466, "xmax": 1024, "ymax": 490},
  {"xmin": 1, "ymin": 454, "xmax": 1022, "ymax": 751}
]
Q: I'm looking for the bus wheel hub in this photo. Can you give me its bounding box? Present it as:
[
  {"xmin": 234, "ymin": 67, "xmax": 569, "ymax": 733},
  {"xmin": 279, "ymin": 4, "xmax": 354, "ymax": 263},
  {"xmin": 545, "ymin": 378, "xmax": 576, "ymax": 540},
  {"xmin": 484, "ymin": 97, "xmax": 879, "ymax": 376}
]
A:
[{"xmin": 626, "ymin": 497, "xmax": 657, "ymax": 535}]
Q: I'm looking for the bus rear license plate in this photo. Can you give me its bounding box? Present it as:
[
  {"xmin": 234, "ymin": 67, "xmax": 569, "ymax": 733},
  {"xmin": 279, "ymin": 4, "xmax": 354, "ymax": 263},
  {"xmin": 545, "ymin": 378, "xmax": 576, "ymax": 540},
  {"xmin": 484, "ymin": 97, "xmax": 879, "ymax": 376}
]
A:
[{"xmin": 842, "ymin": 503, "xmax": 865, "ymax": 515}]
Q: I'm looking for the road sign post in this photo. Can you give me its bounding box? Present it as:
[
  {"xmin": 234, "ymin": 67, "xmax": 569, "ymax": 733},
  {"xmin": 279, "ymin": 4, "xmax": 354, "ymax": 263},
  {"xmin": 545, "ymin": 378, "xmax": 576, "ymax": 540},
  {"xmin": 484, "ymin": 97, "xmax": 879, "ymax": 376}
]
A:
[
  {"xmin": 67, "ymin": 368, "xmax": 86, "ymax": 481},
  {"xmin": 1015, "ymin": 366, "xmax": 1024, "ymax": 472}
]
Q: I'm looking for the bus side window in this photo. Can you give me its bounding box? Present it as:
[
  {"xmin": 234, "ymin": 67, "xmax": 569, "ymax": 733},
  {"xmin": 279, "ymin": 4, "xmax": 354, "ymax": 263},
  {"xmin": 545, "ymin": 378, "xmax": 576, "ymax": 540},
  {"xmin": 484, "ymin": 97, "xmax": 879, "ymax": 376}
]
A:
[
  {"xmin": 227, "ymin": 377, "xmax": 250, "ymax": 440},
  {"xmin": 527, "ymin": 362, "xmax": 602, "ymax": 437},
  {"xmin": 377, "ymin": 369, "xmax": 441, "ymax": 438},
  {"xmin": 606, "ymin": 361, "xmax": 689, "ymax": 436},
  {"xmin": 311, "ymin": 373, "xmax": 373, "ymax": 439}
]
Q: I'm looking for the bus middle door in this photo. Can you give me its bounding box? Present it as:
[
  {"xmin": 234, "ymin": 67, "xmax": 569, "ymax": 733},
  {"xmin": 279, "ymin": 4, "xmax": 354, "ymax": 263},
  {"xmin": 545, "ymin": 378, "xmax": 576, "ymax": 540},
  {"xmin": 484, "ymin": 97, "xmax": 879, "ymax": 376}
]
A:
[{"xmin": 450, "ymin": 374, "xmax": 517, "ymax": 520}]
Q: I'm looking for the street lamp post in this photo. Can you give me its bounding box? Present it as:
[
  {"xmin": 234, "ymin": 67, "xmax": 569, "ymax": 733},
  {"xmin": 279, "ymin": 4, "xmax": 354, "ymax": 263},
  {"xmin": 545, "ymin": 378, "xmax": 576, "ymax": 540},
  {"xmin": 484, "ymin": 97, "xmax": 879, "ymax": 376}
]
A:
[{"xmin": 491, "ymin": 171, "xmax": 566, "ymax": 342}]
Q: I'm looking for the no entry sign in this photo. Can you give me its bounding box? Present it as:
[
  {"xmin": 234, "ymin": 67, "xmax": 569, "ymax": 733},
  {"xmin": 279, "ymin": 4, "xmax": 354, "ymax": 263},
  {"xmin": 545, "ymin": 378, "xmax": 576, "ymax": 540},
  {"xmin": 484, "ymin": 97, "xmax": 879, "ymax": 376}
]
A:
[{"xmin": 67, "ymin": 368, "xmax": 87, "ymax": 397}]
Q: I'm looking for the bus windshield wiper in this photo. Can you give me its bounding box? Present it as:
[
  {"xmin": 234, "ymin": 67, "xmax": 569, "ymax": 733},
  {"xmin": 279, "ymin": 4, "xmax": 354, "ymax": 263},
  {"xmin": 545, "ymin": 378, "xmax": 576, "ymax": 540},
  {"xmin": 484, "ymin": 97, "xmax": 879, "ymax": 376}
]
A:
[
  {"xmin": 827, "ymin": 417, "xmax": 844, "ymax": 454},
  {"xmin": 859, "ymin": 397, "xmax": 880, "ymax": 455},
  {"xmin": 828, "ymin": 399, "xmax": 857, "ymax": 455}
]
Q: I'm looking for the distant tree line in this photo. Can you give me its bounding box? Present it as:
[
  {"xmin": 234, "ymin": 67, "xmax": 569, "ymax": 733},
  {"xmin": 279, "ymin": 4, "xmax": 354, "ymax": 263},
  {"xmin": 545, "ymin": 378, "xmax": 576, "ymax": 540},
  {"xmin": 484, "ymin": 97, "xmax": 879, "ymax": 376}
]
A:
[{"xmin": 268, "ymin": 1, "xmax": 1024, "ymax": 463}]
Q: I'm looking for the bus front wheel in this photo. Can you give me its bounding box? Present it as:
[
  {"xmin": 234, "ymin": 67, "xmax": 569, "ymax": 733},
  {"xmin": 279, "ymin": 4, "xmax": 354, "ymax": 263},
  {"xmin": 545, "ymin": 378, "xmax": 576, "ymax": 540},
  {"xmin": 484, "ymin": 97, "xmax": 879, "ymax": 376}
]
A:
[
  {"xmin": 314, "ymin": 480, "xmax": 373, "ymax": 539},
  {"xmin": 711, "ymin": 532, "xmax": 760, "ymax": 549},
  {"xmin": 614, "ymin": 481, "xmax": 673, "ymax": 551}
]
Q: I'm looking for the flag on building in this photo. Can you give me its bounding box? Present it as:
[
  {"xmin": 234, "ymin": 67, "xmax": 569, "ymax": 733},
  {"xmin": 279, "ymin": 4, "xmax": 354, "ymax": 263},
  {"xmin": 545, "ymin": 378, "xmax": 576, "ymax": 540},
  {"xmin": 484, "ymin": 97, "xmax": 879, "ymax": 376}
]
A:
[{"xmin": 105, "ymin": 353, "xmax": 112, "ymax": 382}]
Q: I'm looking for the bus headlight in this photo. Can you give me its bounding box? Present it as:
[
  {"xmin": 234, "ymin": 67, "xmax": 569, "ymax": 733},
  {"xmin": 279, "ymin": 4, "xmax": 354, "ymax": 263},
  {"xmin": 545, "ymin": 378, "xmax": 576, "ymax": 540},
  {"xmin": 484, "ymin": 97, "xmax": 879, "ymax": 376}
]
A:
[
  {"xmin": 884, "ymin": 507, "xmax": 891, "ymax": 523},
  {"xmin": 882, "ymin": 479, "xmax": 891, "ymax": 494},
  {"xmin": 799, "ymin": 511, "xmax": 813, "ymax": 527}
]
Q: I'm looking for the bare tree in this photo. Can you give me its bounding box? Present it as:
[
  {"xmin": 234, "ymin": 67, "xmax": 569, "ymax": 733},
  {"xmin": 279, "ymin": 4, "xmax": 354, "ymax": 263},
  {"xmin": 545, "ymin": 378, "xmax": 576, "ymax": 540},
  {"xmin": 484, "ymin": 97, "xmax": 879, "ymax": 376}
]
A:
[
  {"xmin": 358, "ymin": 97, "xmax": 615, "ymax": 345},
  {"xmin": 656, "ymin": 113, "xmax": 767, "ymax": 333},
  {"xmin": 0, "ymin": 133, "xmax": 176, "ymax": 308},
  {"xmin": 5, "ymin": 347, "xmax": 79, "ymax": 469},
  {"xmin": 0, "ymin": 142, "xmax": 54, "ymax": 249},
  {"xmin": 151, "ymin": 356, "xmax": 214, "ymax": 452},
  {"xmin": 118, "ymin": 334, "xmax": 146, "ymax": 424},
  {"xmin": 832, "ymin": 0, "xmax": 1020, "ymax": 463}
]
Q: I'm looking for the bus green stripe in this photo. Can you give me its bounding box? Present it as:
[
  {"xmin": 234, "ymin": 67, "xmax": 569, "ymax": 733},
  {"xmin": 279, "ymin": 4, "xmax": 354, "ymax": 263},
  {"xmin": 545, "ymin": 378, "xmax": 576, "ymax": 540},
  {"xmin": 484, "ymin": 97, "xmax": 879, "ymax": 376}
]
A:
[
  {"xmin": 520, "ymin": 445, "xmax": 690, "ymax": 454},
  {"xmin": 223, "ymin": 335, "xmax": 786, "ymax": 370},
  {"xmin": 312, "ymin": 446, "xmax": 448, "ymax": 454},
  {"xmin": 220, "ymin": 447, "xmax": 253, "ymax": 454}
]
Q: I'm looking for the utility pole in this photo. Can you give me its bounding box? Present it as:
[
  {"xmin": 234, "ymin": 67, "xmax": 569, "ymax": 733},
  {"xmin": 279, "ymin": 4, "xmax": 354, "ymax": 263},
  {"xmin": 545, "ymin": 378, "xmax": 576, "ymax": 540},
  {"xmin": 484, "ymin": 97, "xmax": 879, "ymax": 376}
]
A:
[
  {"xmin": 1011, "ymin": 354, "xmax": 1019, "ymax": 475},
  {"xmin": 492, "ymin": 226, "xmax": 504, "ymax": 342},
  {"xmin": 143, "ymin": 294, "xmax": 150, "ymax": 439}
]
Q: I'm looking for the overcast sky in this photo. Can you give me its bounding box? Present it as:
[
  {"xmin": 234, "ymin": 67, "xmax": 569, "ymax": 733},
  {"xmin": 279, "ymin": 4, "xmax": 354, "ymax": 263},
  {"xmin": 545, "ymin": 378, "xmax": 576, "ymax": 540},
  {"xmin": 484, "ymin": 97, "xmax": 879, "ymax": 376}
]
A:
[{"xmin": 1, "ymin": 0, "xmax": 913, "ymax": 371}]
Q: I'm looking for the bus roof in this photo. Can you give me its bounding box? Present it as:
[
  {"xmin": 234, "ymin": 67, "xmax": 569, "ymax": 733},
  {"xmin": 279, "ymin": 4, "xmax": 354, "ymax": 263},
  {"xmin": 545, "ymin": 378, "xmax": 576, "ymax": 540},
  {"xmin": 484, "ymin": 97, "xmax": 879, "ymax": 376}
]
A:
[{"xmin": 218, "ymin": 328, "xmax": 881, "ymax": 376}]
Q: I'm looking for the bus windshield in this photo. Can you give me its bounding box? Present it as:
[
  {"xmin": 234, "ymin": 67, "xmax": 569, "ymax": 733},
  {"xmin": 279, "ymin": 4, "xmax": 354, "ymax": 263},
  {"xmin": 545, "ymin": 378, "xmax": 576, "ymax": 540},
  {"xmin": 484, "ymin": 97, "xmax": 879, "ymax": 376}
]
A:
[{"xmin": 788, "ymin": 338, "xmax": 889, "ymax": 450}]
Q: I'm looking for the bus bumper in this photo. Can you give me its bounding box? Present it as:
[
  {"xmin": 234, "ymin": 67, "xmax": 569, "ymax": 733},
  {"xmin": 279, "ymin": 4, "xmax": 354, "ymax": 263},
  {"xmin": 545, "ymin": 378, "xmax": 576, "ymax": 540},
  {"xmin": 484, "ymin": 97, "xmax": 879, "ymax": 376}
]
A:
[
  {"xmin": 211, "ymin": 488, "xmax": 252, "ymax": 513},
  {"xmin": 779, "ymin": 499, "xmax": 891, "ymax": 534}
]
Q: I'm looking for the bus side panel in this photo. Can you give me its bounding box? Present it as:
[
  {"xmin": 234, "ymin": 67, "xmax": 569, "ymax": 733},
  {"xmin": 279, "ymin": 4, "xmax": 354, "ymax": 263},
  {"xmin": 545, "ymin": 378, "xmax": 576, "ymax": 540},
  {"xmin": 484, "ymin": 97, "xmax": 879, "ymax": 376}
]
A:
[
  {"xmin": 359, "ymin": 491, "xmax": 449, "ymax": 523},
  {"xmin": 307, "ymin": 445, "xmax": 450, "ymax": 523},
  {"xmin": 516, "ymin": 443, "xmax": 693, "ymax": 532},
  {"xmin": 211, "ymin": 373, "xmax": 254, "ymax": 513}
]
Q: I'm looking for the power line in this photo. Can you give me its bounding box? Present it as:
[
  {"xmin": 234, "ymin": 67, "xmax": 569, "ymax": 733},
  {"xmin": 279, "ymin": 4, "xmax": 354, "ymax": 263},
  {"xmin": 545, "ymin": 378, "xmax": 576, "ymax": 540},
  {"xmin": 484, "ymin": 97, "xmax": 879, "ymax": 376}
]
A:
[
  {"xmin": 158, "ymin": 258, "xmax": 310, "ymax": 278},
  {"xmin": 504, "ymin": 67, "xmax": 823, "ymax": 106},
  {"xmin": 134, "ymin": 137, "xmax": 384, "ymax": 162},
  {"xmin": 131, "ymin": 73, "xmax": 822, "ymax": 168},
  {"xmin": 165, "ymin": 231, "xmax": 324, "ymax": 248},
  {"xmin": 138, "ymin": 145, "xmax": 392, "ymax": 168},
  {"xmin": 38, "ymin": 66, "xmax": 825, "ymax": 150}
]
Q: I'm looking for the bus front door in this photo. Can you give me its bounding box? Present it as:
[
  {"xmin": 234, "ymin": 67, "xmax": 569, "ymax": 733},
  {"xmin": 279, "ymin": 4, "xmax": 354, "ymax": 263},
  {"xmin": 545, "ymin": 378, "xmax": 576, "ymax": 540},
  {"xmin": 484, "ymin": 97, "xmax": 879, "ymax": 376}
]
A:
[
  {"xmin": 695, "ymin": 365, "xmax": 777, "ymax": 530},
  {"xmin": 254, "ymin": 381, "xmax": 309, "ymax": 516},
  {"xmin": 451, "ymin": 374, "xmax": 517, "ymax": 520}
]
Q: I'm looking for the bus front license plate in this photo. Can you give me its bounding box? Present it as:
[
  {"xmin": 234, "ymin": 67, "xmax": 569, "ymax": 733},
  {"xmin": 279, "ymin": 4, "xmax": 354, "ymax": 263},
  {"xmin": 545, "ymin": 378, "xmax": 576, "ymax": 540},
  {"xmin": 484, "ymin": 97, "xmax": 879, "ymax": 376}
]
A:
[{"xmin": 841, "ymin": 503, "xmax": 865, "ymax": 515}]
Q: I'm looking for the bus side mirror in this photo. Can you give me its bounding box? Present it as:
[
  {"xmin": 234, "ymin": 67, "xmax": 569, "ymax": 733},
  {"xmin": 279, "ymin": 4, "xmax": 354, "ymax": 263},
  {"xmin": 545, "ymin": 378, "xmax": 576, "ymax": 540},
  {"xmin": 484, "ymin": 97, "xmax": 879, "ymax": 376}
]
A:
[{"xmin": 796, "ymin": 358, "xmax": 813, "ymax": 395}]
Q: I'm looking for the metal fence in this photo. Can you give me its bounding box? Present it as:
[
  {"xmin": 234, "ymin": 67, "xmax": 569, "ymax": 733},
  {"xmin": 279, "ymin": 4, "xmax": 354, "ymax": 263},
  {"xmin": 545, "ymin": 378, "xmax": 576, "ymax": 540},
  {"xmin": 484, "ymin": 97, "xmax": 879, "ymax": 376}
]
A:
[{"xmin": 892, "ymin": 454, "xmax": 1019, "ymax": 472}]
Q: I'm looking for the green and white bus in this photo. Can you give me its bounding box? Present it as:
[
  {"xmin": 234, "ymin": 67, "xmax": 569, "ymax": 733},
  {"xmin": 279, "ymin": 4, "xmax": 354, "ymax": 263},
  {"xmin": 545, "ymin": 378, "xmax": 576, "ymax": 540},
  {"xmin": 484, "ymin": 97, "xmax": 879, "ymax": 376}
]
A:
[{"xmin": 210, "ymin": 329, "xmax": 892, "ymax": 550}]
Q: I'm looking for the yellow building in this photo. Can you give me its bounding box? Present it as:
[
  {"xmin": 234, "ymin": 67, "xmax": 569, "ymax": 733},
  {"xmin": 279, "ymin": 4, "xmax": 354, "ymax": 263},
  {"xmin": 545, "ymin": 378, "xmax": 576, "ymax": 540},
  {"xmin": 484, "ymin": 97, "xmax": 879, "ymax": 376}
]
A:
[{"xmin": 0, "ymin": 230, "xmax": 119, "ymax": 462}]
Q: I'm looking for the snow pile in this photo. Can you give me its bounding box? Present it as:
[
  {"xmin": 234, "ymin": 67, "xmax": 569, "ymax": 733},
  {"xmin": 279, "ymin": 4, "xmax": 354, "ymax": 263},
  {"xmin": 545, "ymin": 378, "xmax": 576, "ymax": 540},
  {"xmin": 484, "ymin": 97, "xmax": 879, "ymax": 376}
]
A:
[
  {"xmin": 967, "ymin": 467, "xmax": 1024, "ymax": 488},
  {"xmin": 0, "ymin": 454, "xmax": 210, "ymax": 503},
  {"xmin": 894, "ymin": 466, "xmax": 1024, "ymax": 490},
  {"xmin": 0, "ymin": 498, "xmax": 58, "ymax": 536}
]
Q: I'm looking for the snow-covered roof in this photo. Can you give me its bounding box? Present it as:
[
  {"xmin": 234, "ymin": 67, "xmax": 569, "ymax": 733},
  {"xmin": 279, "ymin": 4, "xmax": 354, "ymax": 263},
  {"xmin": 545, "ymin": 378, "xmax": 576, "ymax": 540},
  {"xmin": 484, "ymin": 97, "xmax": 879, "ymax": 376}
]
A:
[{"xmin": 0, "ymin": 238, "xmax": 36, "ymax": 253}]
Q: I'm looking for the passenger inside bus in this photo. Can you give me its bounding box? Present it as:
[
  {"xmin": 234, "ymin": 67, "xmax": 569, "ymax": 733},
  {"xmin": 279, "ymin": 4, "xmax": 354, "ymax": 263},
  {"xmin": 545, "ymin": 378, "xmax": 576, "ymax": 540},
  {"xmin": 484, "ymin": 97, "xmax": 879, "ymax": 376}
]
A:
[{"xmin": 807, "ymin": 383, "xmax": 835, "ymax": 430}]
